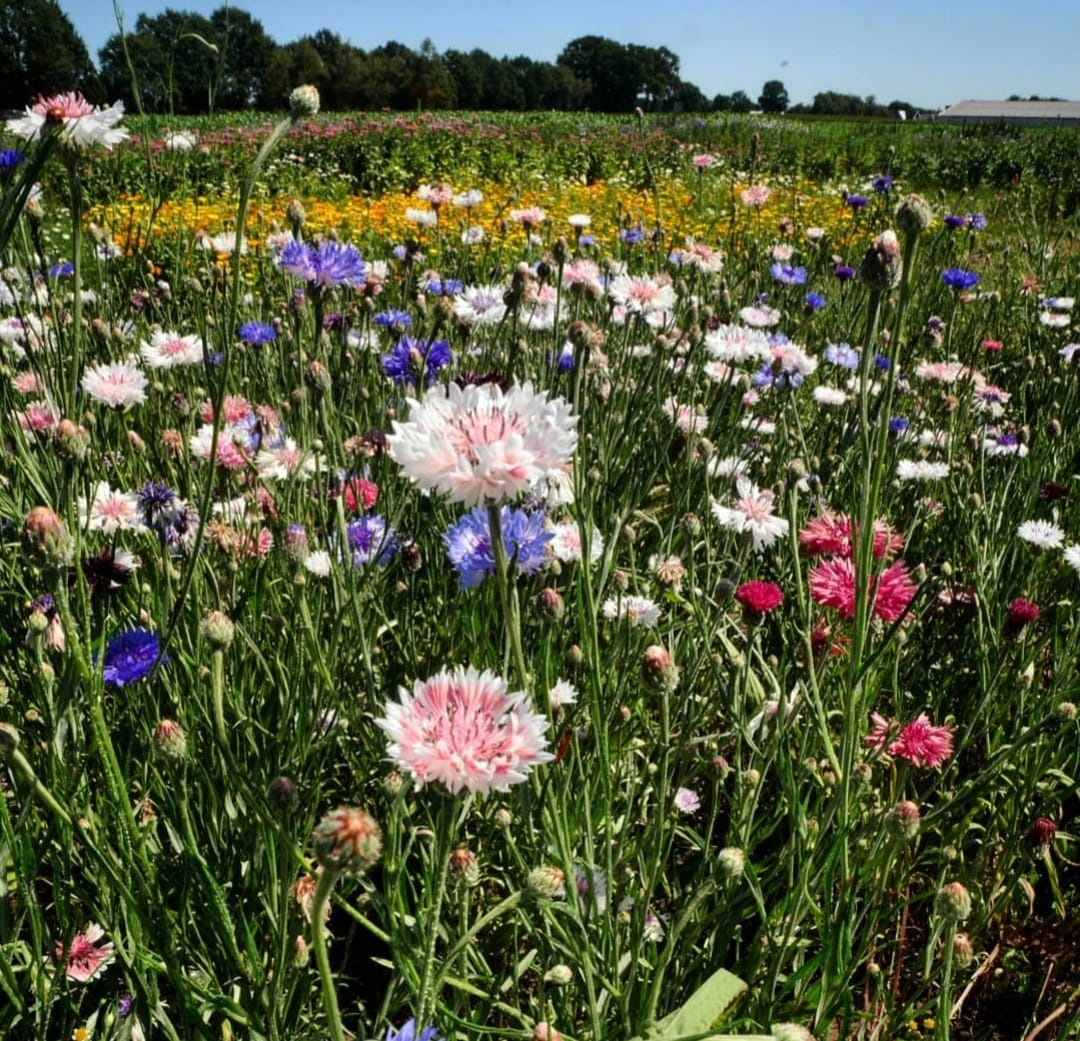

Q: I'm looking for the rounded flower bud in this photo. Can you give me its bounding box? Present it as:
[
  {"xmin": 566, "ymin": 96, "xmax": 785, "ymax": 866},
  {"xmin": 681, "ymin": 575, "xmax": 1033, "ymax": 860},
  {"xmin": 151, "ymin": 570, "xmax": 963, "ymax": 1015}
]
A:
[
  {"xmin": 22, "ymin": 506, "xmax": 72, "ymax": 566},
  {"xmin": 288, "ymin": 84, "xmax": 320, "ymax": 118},
  {"xmin": 56, "ymin": 418, "xmax": 90, "ymax": 461},
  {"xmin": 537, "ymin": 587, "xmax": 565, "ymax": 620},
  {"xmin": 640, "ymin": 644, "xmax": 680, "ymax": 692},
  {"xmin": 527, "ymin": 865, "xmax": 567, "ymax": 900},
  {"xmin": 153, "ymin": 719, "xmax": 187, "ymax": 760},
  {"xmin": 717, "ymin": 847, "xmax": 746, "ymax": 879},
  {"xmin": 934, "ymin": 881, "xmax": 972, "ymax": 922},
  {"xmin": 268, "ymin": 776, "xmax": 300, "ymax": 817},
  {"xmin": 312, "ymin": 806, "xmax": 382, "ymax": 876},
  {"xmin": 1030, "ymin": 816, "xmax": 1057, "ymax": 850},
  {"xmin": 305, "ymin": 360, "xmax": 332, "ymax": 396},
  {"xmin": 952, "ymin": 933, "xmax": 974, "ymax": 968},
  {"xmin": 771, "ymin": 1025, "xmax": 814, "ymax": 1041},
  {"xmin": 450, "ymin": 846, "xmax": 481, "ymax": 888},
  {"xmin": 200, "ymin": 610, "xmax": 235, "ymax": 650},
  {"xmin": 544, "ymin": 963, "xmax": 574, "ymax": 985},
  {"xmin": 285, "ymin": 198, "xmax": 307, "ymax": 230},
  {"xmin": 858, "ymin": 230, "xmax": 903, "ymax": 291},
  {"xmin": 895, "ymin": 193, "xmax": 934, "ymax": 238},
  {"xmin": 884, "ymin": 800, "xmax": 921, "ymax": 842}
]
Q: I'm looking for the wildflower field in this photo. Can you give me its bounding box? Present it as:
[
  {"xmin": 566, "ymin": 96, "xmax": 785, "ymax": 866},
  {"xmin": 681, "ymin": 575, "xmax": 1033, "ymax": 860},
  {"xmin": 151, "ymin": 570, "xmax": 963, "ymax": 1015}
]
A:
[{"xmin": 2, "ymin": 91, "xmax": 1080, "ymax": 1041}]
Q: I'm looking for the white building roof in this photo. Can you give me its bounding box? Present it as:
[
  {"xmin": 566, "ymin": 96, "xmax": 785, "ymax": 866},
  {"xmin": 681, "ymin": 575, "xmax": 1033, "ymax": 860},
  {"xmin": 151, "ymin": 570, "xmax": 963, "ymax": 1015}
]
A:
[{"xmin": 938, "ymin": 99, "xmax": 1080, "ymax": 122}]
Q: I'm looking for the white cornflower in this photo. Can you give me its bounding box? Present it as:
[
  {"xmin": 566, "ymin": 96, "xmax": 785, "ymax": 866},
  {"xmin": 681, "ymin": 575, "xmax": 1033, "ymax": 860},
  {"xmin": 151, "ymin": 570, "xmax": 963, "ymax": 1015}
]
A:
[
  {"xmin": 81, "ymin": 360, "xmax": 148, "ymax": 410},
  {"xmin": 1016, "ymin": 520, "xmax": 1065, "ymax": 550},
  {"xmin": 711, "ymin": 476, "xmax": 789, "ymax": 552},
  {"xmin": 896, "ymin": 459, "xmax": 950, "ymax": 482},
  {"xmin": 601, "ymin": 595, "xmax": 661, "ymax": 629}
]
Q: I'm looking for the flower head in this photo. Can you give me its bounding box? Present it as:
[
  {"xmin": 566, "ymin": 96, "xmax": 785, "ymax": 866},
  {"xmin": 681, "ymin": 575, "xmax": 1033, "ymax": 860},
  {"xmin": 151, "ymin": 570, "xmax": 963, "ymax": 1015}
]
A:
[
  {"xmin": 384, "ymin": 1021, "xmax": 441, "ymax": 1041},
  {"xmin": 711, "ymin": 476, "xmax": 789, "ymax": 552},
  {"xmin": 866, "ymin": 712, "xmax": 954, "ymax": 768},
  {"xmin": 278, "ymin": 240, "xmax": 365, "ymax": 288},
  {"xmin": 82, "ymin": 360, "xmax": 148, "ymax": 410},
  {"xmin": 444, "ymin": 505, "xmax": 552, "ymax": 589},
  {"xmin": 809, "ymin": 557, "xmax": 916, "ymax": 622},
  {"xmin": 102, "ymin": 628, "xmax": 163, "ymax": 687},
  {"xmin": 56, "ymin": 924, "xmax": 114, "ymax": 982},
  {"xmin": 735, "ymin": 580, "xmax": 784, "ymax": 615},
  {"xmin": 942, "ymin": 267, "xmax": 980, "ymax": 291},
  {"xmin": 8, "ymin": 93, "xmax": 129, "ymax": 150},
  {"xmin": 376, "ymin": 666, "xmax": 553, "ymax": 795},
  {"xmin": 387, "ymin": 380, "xmax": 577, "ymax": 508}
]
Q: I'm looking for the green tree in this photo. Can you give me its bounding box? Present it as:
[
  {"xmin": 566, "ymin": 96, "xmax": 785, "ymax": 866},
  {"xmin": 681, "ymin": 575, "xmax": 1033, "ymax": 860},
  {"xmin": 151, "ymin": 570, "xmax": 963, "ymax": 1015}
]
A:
[
  {"xmin": 0, "ymin": 0, "xmax": 97, "ymax": 109},
  {"xmin": 209, "ymin": 7, "xmax": 277, "ymax": 110},
  {"xmin": 758, "ymin": 79, "xmax": 789, "ymax": 114},
  {"xmin": 729, "ymin": 90, "xmax": 753, "ymax": 113}
]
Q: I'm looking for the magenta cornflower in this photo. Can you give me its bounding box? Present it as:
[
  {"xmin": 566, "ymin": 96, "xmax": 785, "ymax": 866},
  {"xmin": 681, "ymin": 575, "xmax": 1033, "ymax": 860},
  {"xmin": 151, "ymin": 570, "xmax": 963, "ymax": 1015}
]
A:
[
  {"xmin": 735, "ymin": 580, "xmax": 784, "ymax": 614},
  {"xmin": 809, "ymin": 557, "xmax": 916, "ymax": 622},
  {"xmin": 866, "ymin": 712, "xmax": 954, "ymax": 768},
  {"xmin": 375, "ymin": 666, "xmax": 553, "ymax": 795}
]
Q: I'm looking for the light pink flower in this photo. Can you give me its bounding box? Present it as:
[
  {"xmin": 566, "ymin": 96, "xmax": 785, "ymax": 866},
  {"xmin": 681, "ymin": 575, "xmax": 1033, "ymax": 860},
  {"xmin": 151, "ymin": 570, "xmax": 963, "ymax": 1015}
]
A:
[
  {"xmin": 710, "ymin": 476, "xmax": 789, "ymax": 552},
  {"xmin": 79, "ymin": 483, "xmax": 141, "ymax": 533},
  {"xmin": 8, "ymin": 92, "xmax": 129, "ymax": 150},
  {"xmin": 140, "ymin": 330, "xmax": 204, "ymax": 369},
  {"xmin": 387, "ymin": 380, "xmax": 577, "ymax": 507},
  {"xmin": 82, "ymin": 360, "xmax": 147, "ymax": 410},
  {"xmin": 692, "ymin": 153, "xmax": 717, "ymax": 168},
  {"xmin": 608, "ymin": 273, "xmax": 676, "ymax": 315},
  {"xmin": 376, "ymin": 666, "xmax": 553, "ymax": 795},
  {"xmin": 56, "ymin": 923, "xmax": 114, "ymax": 982},
  {"xmin": 740, "ymin": 184, "xmax": 772, "ymax": 207}
]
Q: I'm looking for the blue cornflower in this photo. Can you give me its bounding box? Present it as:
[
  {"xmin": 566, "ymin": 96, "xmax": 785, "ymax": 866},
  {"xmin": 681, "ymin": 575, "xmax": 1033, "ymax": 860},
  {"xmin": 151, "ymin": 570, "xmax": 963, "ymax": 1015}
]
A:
[
  {"xmin": 770, "ymin": 263, "xmax": 807, "ymax": 286},
  {"xmin": 550, "ymin": 343, "xmax": 574, "ymax": 372},
  {"xmin": 966, "ymin": 212, "xmax": 987, "ymax": 231},
  {"xmin": 381, "ymin": 336, "xmax": 452, "ymax": 387},
  {"xmin": 846, "ymin": 194, "xmax": 869, "ymax": 208},
  {"xmin": 578, "ymin": 233, "xmax": 596, "ymax": 248},
  {"xmin": 374, "ymin": 309, "xmax": 412, "ymax": 329},
  {"xmin": 48, "ymin": 262, "xmax": 74, "ymax": 278},
  {"xmin": 942, "ymin": 267, "xmax": 980, "ymax": 291},
  {"xmin": 753, "ymin": 362, "xmax": 804, "ymax": 391},
  {"xmin": 138, "ymin": 482, "xmax": 177, "ymax": 525},
  {"xmin": 833, "ymin": 264, "xmax": 856, "ymax": 281},
  {"xmin": 102, "ymin": 628, "xmax": 164, "ymax": 687},
  {"xmin": 872, "ymin": 174, "xmax": 895, "ymax": 193},
  {"xmin": 346, "ymin": 514, "xmax": 397, "ymax": 566},
  {"xmin": 385, "ymin": 1021, "xmax": 440, "ymax": 1041},
  {"xmin": 0, "ymin": 148, "xmax": 24, "ymax": 172},
  {"xmin": 873, "ymin": 354, "xmax": 892, "ymax": 370},
  {"xmin": 943, "ymin": 213, "xmax": 965, "ymax": 229},
  {"xmin": 278, "ymin": 240, "xmax": 366, "ymax": 288},
  {"xmin": 824, "ymin": 343, "xmax": 859, "ymax": 369},
  {"xmin": 804, "ymin": 291, "xmax": 826, "ymax": 310},
  {"xmin": 238, "ymin": 321, "xmax": 277, "ymax": 346},
  {"xmin": 767, "ymin": 332, "xmax": 790, "ymax": 347},
  {"xmin": 620, "ymin": 227, "xmax": 645, "ymax": 245},
  {"xmin": 444, "ymin": 506, "xmax": 553, "ymax": 589},
  {"xmin": 888, "ymin": 416, "xmax": 910, "ymax": 435}
]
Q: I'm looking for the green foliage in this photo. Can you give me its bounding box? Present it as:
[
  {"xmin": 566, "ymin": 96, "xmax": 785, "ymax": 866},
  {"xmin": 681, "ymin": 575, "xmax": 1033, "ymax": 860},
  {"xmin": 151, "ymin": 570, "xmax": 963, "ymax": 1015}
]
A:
[{"xmin": 0, "ymin": 0, "xmax": 96, "ymax": 109}]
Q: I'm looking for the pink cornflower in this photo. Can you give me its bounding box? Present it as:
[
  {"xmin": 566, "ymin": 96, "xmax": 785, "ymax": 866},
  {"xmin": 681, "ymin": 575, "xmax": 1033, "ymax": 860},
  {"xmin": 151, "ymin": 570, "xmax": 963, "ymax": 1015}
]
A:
[
  {"xmin": 798, "ymin": 512, "xmax": 902, "ymax": 560},
  {"xmin": 608, "ymin": 273, "xmax": 676, "ymax": 315},
  {"xmin": 8, "ymin": 92, "xmax": 129, "ymax": 150},
  {"xmin": 79, "ymin": 483, "xmax": 141, "ymax": 533},
  {"xmin": 510, "ymin": 206, "xmax": 546, "ymax": 227},
  {"xmin": 710, "ymin": 476, "xmax": 789, "ymax": 552},
  {"xmin": 740, "ymin": 184, "xmax": 772, "ymax": 207},
  {"xmin": 200, "ymin": 394, "xmax": 252, "ymax": 425},
  {"xmin": 376, "ymin": 666, "xmax": 553, "ymax": 795},
  {"xmin": 809, "ymin": 557, "xmax": 917, "ymax": 622},
  {"xmin": 1006, "ymin": 597, "xmax": 1040, "ymax": 628},
  {"xmin": 866, "ymin": 712, "xmax": 954, "ymax": 768},
  {"xmin": 692, "ymin": 153, "xmax": 717, "ymax": 168},
  {"xmin": 739, "ymin": 304, "xmax": 781, "ymax": 328},
  {"xmin": 81, "ymin": 360, "xmax": 148, "ymax": 411},
  {"xmin": 140, "ymin": 330, "xmax": 204, "ymax": 370},
  {"xmin": 56, "ymin": 923, "xmax": 114, "ymax": 982},
  {"xmin": 673, "ymin": 787, "xmax": 701, "ymax": 814},
  {"xmin": 387, "ymin": 380, "xmax": 577, "ymax": 508},
  {"xmin": 12, "ymin": 371, "xmax": 41, "ymax": 393},
  {"xmin": 15, "ymin": 399, "xmax": 59, "ymax": 436}
]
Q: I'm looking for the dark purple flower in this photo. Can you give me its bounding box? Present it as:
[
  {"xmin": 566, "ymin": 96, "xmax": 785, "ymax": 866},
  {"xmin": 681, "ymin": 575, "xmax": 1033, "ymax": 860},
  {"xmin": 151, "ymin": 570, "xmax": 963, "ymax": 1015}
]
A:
[
  {"xmin": 102, "ymin": 628, "xmax": 164, "ymax": 687},
  {"xmin": 0, "ymin": 148, "xmax": 24, "ymax": 172},
  {"xmin": 943, "ymin": 213, "xmax": 965, "ymax": 229},
  {"xmin": 872, "ymin": 174, "xmax": 895, "ymax": 193},
  {"xmin": 846, "ymin": 194, "xmax": 869, "ymax": 208},
  {"xmin": 833, "ymin": 264, "xmax": 856, "ymax": 280},
  {"xmin": 888, "ymin": 416, "xmax": 910, "ymax": 435},
  {"xmin": 346, "ymin": 514, "xmax": 397, "ymax": 566}
]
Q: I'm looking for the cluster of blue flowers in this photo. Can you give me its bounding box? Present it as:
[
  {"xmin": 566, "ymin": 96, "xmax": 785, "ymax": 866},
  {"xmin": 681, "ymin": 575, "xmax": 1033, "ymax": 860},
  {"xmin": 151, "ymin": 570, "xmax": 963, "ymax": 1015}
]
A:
[
  {"xmin": 444, "ymin": 506, "xmax": 552, "ymax": 589},
  {"xmin": 380, "ymin": 337, "xmax": 452, "ymax": 388}
]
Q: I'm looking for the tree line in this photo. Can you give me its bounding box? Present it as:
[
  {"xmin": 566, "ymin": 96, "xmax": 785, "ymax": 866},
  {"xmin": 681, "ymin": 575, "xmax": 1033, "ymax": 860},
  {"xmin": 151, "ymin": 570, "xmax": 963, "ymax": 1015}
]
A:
[{"xmin": 2, "ymin": 0, "xmax": 929, "ymax": 116}]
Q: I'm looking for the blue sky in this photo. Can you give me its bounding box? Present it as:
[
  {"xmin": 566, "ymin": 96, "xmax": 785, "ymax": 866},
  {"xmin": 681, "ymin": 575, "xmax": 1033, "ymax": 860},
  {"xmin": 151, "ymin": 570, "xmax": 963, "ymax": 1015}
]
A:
[{"xmin": 63, "ymin": 0, "xmax": 1078, "ymax": 111}]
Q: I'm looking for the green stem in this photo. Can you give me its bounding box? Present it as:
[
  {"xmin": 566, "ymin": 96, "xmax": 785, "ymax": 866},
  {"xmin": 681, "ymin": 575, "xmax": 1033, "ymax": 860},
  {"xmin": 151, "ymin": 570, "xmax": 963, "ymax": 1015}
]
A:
[
  {"xmin": 486, "ymin": 504, "xmax": 529, "ymax": 691},
  {"xmin": 211, "ymin": 647, "xmax": 228, "ymax": 748},
  {"xmin": 311, "ymin": 866, "xmax": 346, "ymax": 1041},
  {"xmin": 432, "ymin": 890, "xmax": 523, "ymax": 990},
  {"xmin": 66, "ymin": 161, "xmax": 84, "ymax": 420}
]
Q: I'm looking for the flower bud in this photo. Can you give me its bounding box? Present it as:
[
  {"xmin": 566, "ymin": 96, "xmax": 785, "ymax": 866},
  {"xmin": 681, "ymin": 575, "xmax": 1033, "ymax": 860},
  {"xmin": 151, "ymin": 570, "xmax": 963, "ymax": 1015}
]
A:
[
  {"xmin": 450, "ymin": 846, "xmax": 481, "ymax": 887},
  {"xmin": 934, "ymin": 881, "xmax": 972, "ymax": 922},
  {"xmin": 640, "ymin": 644, "xmax": 680, "ymax": 692},
  {"xmin": 23, "ymin": 507, "xmax": 72, "ymax": 566},
  {"xmin": 288, "ymin": 84, "xmax": 320, "ymax": 118},
  {"xmin": 544, "ymin": 964, "xmax": 573, "ymax": 985},
  {"xmin": 537, "ymin": 587, "xmax": 565, "ymax": 620},
  {"xmin": 771, "ymin": 1025, "xmax": 814, "ymax": 1041},
  {"xmin": 312, "ymin": 806, "xmax": 383, "ymax": 875},
  {"xmin": 952, "ymin": 933, "xmax": 974, "ymax": 968},
  {"xmin": 895, "ymin": 193, "xmax": 934, "ymax": 238},
  {"xmin": 268, "ymin": 776, "xmax": 300, "ymax": 817},
  {"xmin": 884, "ymin": 800, "xmax": 921, "ymax": 842},
  {"xmin": 200, "ymin": 610, "xmax": 235, "ymax": 650},
  {"xmin": 527, "ymin": 865, "xmax": 566, "ymax": 900},
  {"xmin": 717, "ymin": 847, "xmax": 745, "ymax": 879},
  {"xmin": 153, "ymin": 719, "xmax": 187, "ymax": 760},
  {"xmin": 1030, "ymin": 816, "xmax": 1056, "ymax": 850},
  {"xmin": 858, "ymin": 230, "xmax": 903, "ymax": 291}
]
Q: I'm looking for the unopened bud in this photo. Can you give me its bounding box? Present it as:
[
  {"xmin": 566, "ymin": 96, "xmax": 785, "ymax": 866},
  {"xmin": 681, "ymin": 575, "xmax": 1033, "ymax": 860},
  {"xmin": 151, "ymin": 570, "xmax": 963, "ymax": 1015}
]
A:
[
  {"xmin": 200, "ymin": 610, "xmax": 235, "ymax": 650},
  {"xmin": 717, "ymin": 847, "xmax": 746, "ymax": 879},
  {"xmin": 527, "ymin": 865, "xmax": 566, "ymax": 900},
  {"xmin": 884, "ymin": 800, "xmax": 921, "ymax": 842},
  {"xmin": 288, "ymin": 84, "xmax": 320, "ymax": 118},
  {"xmin": 934, "ymin": 881, "xmax": 972, "ymax": 922},
  {"xmin": 153, "ymin": 719, "xmax": 187, "ymax": 760},
  {"xmin": 268, "ymin": 776, "xmax": 300, "ymax": 817},
  {"xmin": 640, "ymin": 644, "xmax": 680, "ymax": 692},
  {"xmin": 312, "ymin": 806, "xmax": 382, "ymax": 875}
]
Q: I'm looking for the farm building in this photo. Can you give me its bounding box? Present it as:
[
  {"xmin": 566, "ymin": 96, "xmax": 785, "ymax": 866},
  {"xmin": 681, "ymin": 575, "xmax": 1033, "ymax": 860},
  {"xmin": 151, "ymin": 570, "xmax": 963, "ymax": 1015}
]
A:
[{"xmin": 936, "ymin": 99, "xmax": 1080, "ymax": 125}]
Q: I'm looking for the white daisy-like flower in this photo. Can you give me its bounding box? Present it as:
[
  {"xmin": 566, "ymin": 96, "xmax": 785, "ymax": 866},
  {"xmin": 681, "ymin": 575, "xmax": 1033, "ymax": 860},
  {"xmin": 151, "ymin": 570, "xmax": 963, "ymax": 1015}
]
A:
[
  {"xmin": 813, "ymin": 385, "xmax": 849, "ymax": 407},
  {"xmin": 81, "ymin": 359, "xmax": 148, "ymax": 410},
  {"xmin": 405, "ymin": 207, "xmax": 437, "ymax": 227},
  {"xmin": 704, "ymin": 324, "xmax": 773, "ymax": 365},
  {"xmin": 387, "ymin": 380, "xmax": 577, "ymax": 508},
  {"xmin": 601, "ymin": 595, "xmax": 661, "ymax": 628},
  {"xmin": 896, "ymin": 459, "xmax": 950, "ymax": 482},
  {"xmin": 548, "ymin": 520, "xmax": 603, "ymax": 563},
  {"xmin": 255, "ymin": 439, "xmax": 322, "ymax": 481},
  {"xmin": 140, "ymin": 330, "xmax": 204, "ymax": 369},
  {"xmin": 548, "ymin": 679, "xmax": 578, "ymax": 709},
  {"xmin": 163, "ymin": 129, "xmax": 198, "ymax": 150},
  {"xmin": 1039, "ymin": 311, "xmax": 1070, "ymax": 328},
  {"xmin": 303, "ymin": 550, "xmax": 332, "ymax": 577},
  {"xmin": 452, "ymin": 284, "xmax": 508, "ymax": 327},
  {"xmin": 711, "ymin": 475, "xmax": 789, "ymax": 552},
  {"xmin": 8, "ymin": 92, "xmax": 129, "ymax": 150},
  {"xmin": 1017, "ymin": 519, "xmax": 1065, "ymax": 550},
  {"xmin": 566, "ymin": 213, "xmax": 592, "ymax": 228},
  {"xmin": 608, "ymin": 274, "xmax": 676, "ymax": 315},
  {"xmin": 1063, "ymin": 544, "xmax": 1080, "ymax": 576},
  {"xmin": 461, "ymin": 226, "xmax": 485, "ymax": 245},
  {"xmin": 79, "ymin": 483, "xmax": 142, "ymax": 533}
]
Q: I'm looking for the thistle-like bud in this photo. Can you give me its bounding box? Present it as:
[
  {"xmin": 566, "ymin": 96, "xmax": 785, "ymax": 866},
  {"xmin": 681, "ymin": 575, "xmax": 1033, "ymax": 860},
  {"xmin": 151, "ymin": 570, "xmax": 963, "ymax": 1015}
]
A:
[
  {"xmin": 450, "ymin": 847, "xmax": 481, "ymax": 888},
  {"xmin": 200, "ymin": 610, "xmax": 235, "ymax": 650},
  {"xmin": 537, "ymin": 587, "xmax": 565, "ymax": 620},
  {"xmin": 23, "ymin": 507, "xmax": 72, "ymax": 566},
  {"xmin": 55, "ymin": 418, "xmax": 90, "ymax": 461},
  {"xmin": 153, "ymin": 719, "xmax": 188, "ymax": 760},
  {"xmin": 305, "ymin": 360, "xmax": 332, "ymax": 396},
  {"xmin": 952, "ymin": 933, "xmax": 974, "ymax": 968},
  {"xmin": 268, "ymin": 776, "xmax": 300, "ymax": 817},
  {"xmin": 895, "ymin": 193, "xmax": 934, "ymax": 239},
  {"xmin": 934, "ymin": 881, "xmax": 972, "ymax": 922},
  {"xmin": 527, "ymin": 865, "xmax": 567, "ymax": 900},
  {"xmin": 288, "ymin": 85, "xmax": 320, "ymax": 118},
  {"xmin": 858, "ymin": 230, "xmax": 903, "ymax": 291},
  {"xmin": 312, "ymin": 806, "xmax": 383, "ymax": 876},
  {"xmin": 640, "ymin": 644, "xmax": 680, "ymax": 692},
  {"xmin": 544, "ymin": 964, "xmax": 573, "ymax": 985},
  {"xmin": 717, "ymin": 847, "xmax": 746, "ymax": 879},
  {"xmin": 884, "ymin": 800, "xmax": 921, "ymax": 842}
]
